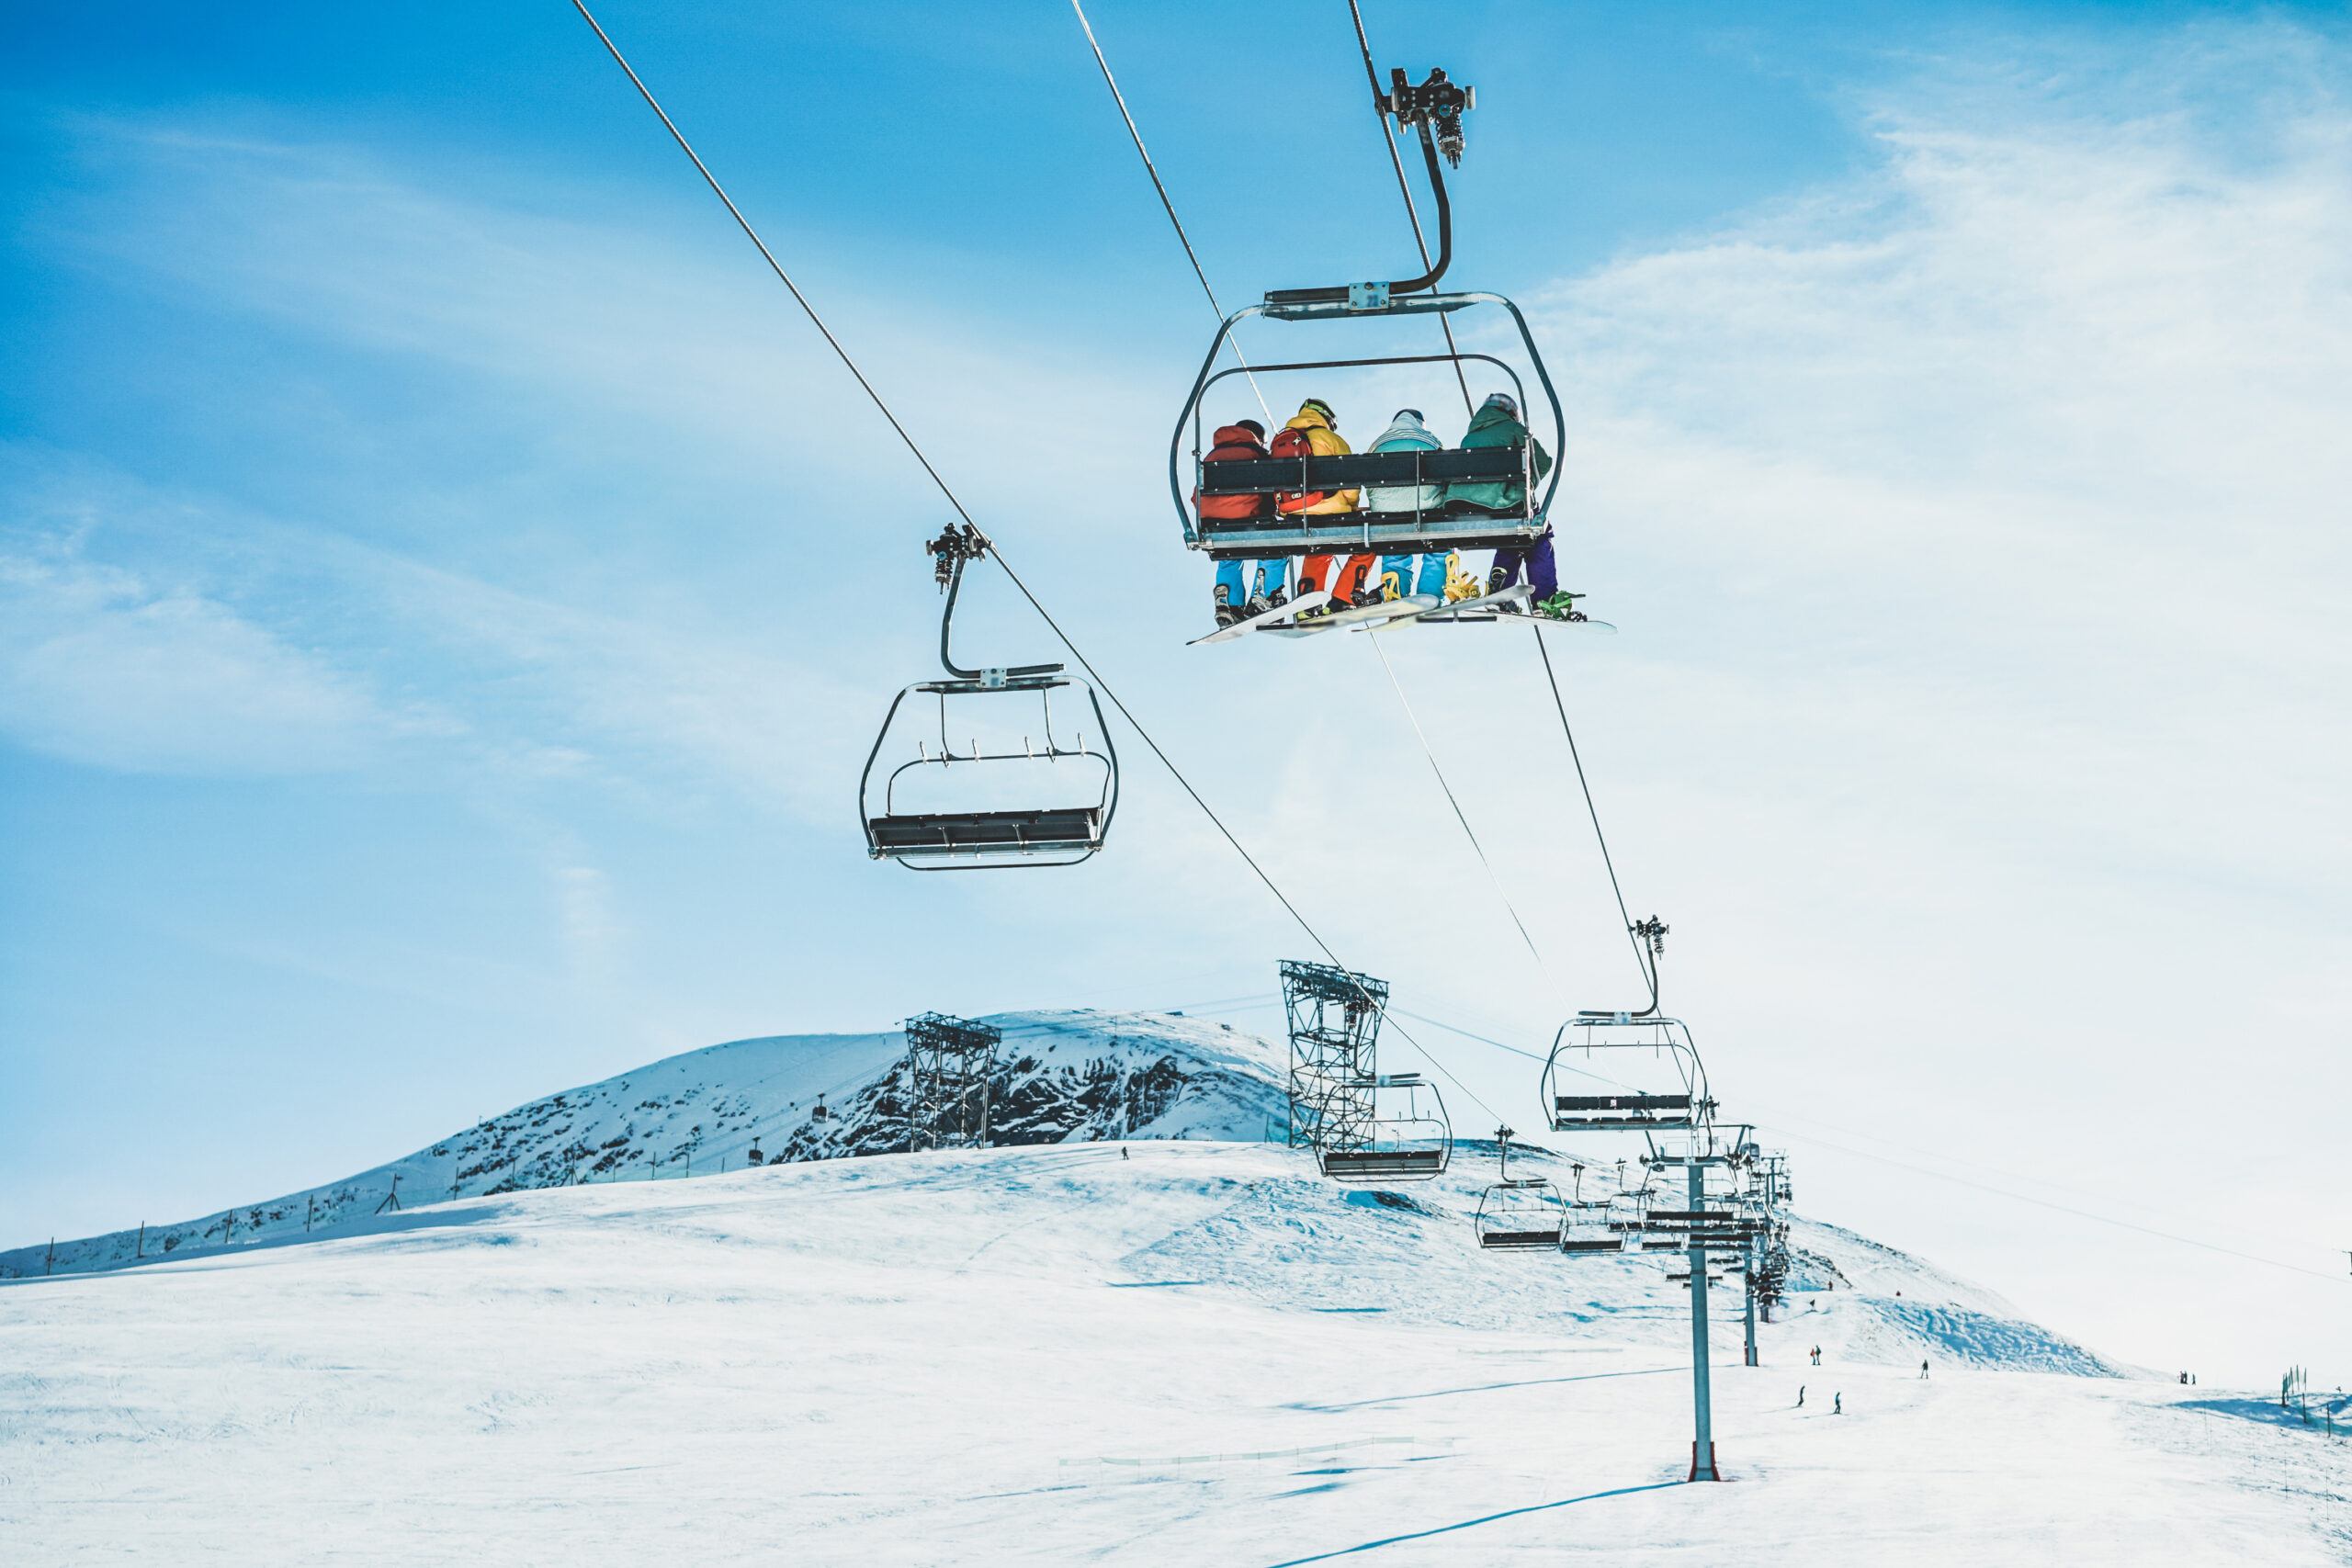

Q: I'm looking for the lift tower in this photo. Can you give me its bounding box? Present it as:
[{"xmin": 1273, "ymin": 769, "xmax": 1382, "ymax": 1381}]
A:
[
  {"xmin": 1280, "ymin": 960, "xmax": 1387, "ymax": 1154},
  {"xmin": 903, "ymin": 1012, "xmax": 1001, "ymax": 1153}
]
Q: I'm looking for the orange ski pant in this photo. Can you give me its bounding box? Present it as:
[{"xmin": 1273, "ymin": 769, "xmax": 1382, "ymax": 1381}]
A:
[{"xmin": 1300, "ymin": 552, "xmax": 1377, "ymax": 603}]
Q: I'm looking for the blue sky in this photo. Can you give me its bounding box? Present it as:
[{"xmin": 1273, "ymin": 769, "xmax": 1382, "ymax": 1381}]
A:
[{"xmin": 6, "ymin": 0, "xmax": 2351, "ymax": 1382}]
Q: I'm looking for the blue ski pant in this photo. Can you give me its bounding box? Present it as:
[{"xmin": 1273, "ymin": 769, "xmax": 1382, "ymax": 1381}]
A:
[
  {"xmin": 1489, "ymin": 531, "xmax": 1557, "ymax": 599},
  {"xmin": 1215, "ymin": 557, "xmax": 1290, "ymax": 604},
  {"xmin": 1380, "ymin": 553, "xmax": 1449, "ymax": 599}
]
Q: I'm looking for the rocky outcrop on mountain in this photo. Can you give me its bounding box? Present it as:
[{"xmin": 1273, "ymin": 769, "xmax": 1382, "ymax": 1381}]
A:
[{"xmin": 772, "ymin": 1017, "xmax": 1283, "ymax": 1162}]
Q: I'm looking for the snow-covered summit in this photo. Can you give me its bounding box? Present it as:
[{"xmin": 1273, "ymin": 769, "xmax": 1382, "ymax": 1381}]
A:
[{"xmin": 0, "ymin": 1010, "xmax": 1287, "ymax": 1280}]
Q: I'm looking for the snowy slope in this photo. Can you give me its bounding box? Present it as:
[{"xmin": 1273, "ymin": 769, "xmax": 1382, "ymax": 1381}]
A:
[
  {"xmin": 0, "ymin": 1010, "xmax": 1286, "ymax": 1280},
  {"xmin": 2, "ymin": 1139, "xmax": 2342, "ymax": 1564}
]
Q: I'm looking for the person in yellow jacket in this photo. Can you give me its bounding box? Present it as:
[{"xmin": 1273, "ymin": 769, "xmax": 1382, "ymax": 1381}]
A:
[{"xmin": 1270, "ymin": 399, "xmax": 1372, "ymax": 613}]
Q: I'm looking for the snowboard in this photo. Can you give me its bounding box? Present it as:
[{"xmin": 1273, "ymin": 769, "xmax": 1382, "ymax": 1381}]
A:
[
  {"xmin": 1257, "ymin": 591, "xmax": 1429, "ymax": 637},
  {"xmin": 1374, "ymin": 583, "xmax": 1532, "ymax": 626},
  {"xmin": 1187, "ymin": 588, "xmax": 1334, "ymax": 646}
]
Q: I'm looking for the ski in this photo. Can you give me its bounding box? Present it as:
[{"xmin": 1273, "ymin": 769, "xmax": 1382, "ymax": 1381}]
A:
[{"xmin": 1187, "ymin": 589, "xmax": 1334, "ymax": 646}]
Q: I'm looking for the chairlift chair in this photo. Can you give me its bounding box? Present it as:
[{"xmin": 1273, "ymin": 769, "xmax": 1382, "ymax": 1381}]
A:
[
  {"xmin": 1474, "ymin": 1126, "xmax": 1566, "ymax": 1249},
  {"xmin": 1165, "ymin": 67, "xmax": 1567, "ymax": 580},
  {"xmin": 860, "ymin": 526, "xmax": 1119, "ymax": 869},
  {"xmin": 1543, "ymin": 1013, "xmax": 1713, "ymax": 1135},
  {"xmin": 1320, "ymin": 1072, "xmax": 1452, "ymax": 1183}
]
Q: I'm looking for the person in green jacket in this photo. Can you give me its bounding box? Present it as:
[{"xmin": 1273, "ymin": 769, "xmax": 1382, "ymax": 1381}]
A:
[{"xmin": 1447, "ymin": 391, "xmax": 1577, "ymax": 617}]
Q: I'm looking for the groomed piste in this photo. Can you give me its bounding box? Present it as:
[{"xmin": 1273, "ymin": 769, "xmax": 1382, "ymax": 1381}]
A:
[{"xmin": 3, "ymin": 1020, "xmax": 2343, "ymax": 1564}]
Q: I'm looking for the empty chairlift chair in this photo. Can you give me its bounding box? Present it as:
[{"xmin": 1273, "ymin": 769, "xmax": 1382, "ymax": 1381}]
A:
[
  {"xmin": 860, "ymin": 525, "xmax": 1119, "ymax": 870},
  {"xmin": 1543, "ymin": 1012, "xmax": 1713, "ymax": 1136},
  {"xmin": 1319, "ymin": 1073, "xmax": 1452, "ymax": 1183},
  {"xmin": 1474, "ymin": 1127, "xmax": 1566, "ymax": 1249}
]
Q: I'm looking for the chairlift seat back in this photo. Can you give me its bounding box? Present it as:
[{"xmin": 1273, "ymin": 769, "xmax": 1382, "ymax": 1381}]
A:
[{"xmin": 1194, "ymin": 446, "xmax": 1528, "ymax": 497}]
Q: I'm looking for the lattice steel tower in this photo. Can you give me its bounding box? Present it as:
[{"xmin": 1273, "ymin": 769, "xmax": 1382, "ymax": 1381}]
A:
[
  {"xmin": 1280, "ymin": 960, "xmax": 1387, "ymax": 1153},
  {"xmin": 903, "ymin": 1012, "xmax": 1001, "ymax": 1153}
]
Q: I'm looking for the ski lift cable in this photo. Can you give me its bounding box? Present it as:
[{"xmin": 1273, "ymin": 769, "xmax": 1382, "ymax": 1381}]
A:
[
  {"xmin": 1344, "ymin": 0, "xmax": 1475, "ymax": 418},
  {"xmin": 577, "ymin": 4, "xmax": 1467, "ymax": 1084},
  {"xmin": 1068, "ymin": 0, "xmax": 1272, "ymax": 423},
  {"xmin": 569, "ymin": 0, "xmax": 989, "ymax": 537},
  {"xmin": 1367, "ymin": 633, "xmax": 1557, "ymax": 998},
  {"xmin": 573, "ymin": 5, "xmax": 1300, "ymax": 930},
  {"xmin": 1532, "ymin": 629, "xmax": 1659, "ymax": 1009},
  {"xmin": 984, "ymin": 540, "xmax": 1394, "ymax": 1014}
]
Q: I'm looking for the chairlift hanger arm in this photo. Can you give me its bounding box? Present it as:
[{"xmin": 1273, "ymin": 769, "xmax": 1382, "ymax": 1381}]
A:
[
  {"xmin": 929, "ymin": 527, "xmax": 1062, "ymax": 683},
  {"xmin": 1268, "ymin": 68, "xmax": 1468, "ymax": 308}
]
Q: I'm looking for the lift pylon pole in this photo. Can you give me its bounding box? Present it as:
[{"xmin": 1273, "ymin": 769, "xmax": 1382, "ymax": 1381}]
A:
[
  {"xmin": 1688, "ymin": 1161, "xmax": 1720, "ymax": 1481},
  {"xmin": 1743, "ymin": 1234, "xmax": 1759, "ymax": 1368}
]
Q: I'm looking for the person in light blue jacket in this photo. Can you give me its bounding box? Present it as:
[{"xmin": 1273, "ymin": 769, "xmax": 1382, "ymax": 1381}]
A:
[{"xmin": 1362, "ymin": 409, "xmax": 1448, "ymax": 601}]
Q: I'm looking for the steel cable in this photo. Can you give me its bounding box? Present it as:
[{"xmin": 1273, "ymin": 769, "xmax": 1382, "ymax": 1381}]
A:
[
  {"xmin": 577, "ymin": 2, "xmax": 1485, "ymax": 1130},
  {"xmin": 1069, "ymin": 0, "xmax": 1270, "ymax": 421},
  {"xmin": 1532, "ymin": 629, "xmax": 1658, "ymax": 1009},
  {"xmin": 1344, "ymin": 0, "xmax": 1475, "ymax": 417},
  {"xmin": 1366, "ymin": 631, "xmax": 1555, "ymax": 994}
]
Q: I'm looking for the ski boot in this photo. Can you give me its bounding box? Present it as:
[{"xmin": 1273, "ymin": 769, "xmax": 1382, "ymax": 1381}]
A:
[
  {"xmin": 1241, "ymin": 593, "xmax": 1272, "ymax": 619},
  {"xmin": 1213, "ymin": 584, "xmax": 1239, "ymax": 628},
  {"xmin": 1534, "ymin": 590, "xmax": 1589, "ymax": 622},
  {"xmin": 1380, "ymin": 569, "xmax": 1406, "ymax": 603}
]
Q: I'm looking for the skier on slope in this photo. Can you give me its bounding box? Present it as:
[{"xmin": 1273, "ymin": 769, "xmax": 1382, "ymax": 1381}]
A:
[
  {"xmin": 1276, "ymin": 399, "xmax": 1367, "ymax": 615},
  {"xmin": 1195, "ymin": 417, "xmax": 1283, "ymax": 627},
  {"xmin": 1361, "ymin": 408, "xmax": 1446, "ymax": 602},
  {"xmin": 1447, "ymin": 391, "xmax": 1577, "ymax": 619}
]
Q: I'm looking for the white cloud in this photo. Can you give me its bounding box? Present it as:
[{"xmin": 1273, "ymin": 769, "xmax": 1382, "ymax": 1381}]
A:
[{"xmin": 0, "ymin": 531, "xmax": 391, "ymax": 776}]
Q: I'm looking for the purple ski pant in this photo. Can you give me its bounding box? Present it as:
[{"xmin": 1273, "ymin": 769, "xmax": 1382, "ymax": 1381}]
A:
[{"xmin": 1489, "ymin": 530, "xmax": 1556, "ymax": 598}]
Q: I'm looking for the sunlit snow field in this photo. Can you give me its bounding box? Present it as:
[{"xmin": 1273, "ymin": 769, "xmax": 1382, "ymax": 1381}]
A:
[{"xmin": 6, "ymin": 1138, "xmax": 2345, "ymax": 1564}]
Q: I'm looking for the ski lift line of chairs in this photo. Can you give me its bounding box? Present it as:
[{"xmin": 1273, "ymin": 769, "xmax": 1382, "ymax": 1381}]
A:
[
  {"xmin": 860, "ymin": 525, "xmax": 1119, "ymax": 870},
  {"xmin": 1319, "ymin": 1072, "xmax": 1452, "ymax": 1183}
]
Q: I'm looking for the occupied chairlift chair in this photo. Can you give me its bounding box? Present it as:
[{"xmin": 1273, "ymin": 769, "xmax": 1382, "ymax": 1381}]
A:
[
  {"xmin": 1474, "ymin": 1126, "xmax": 1566, "ymax": 1250},
  {"xmin": 860, "ymin": 525, "xmax": 1118, "ymax": 869},
  {"xmin": 1320, "ymin": 1072, "xmax": 1453, "ymax": 1183},
  {"xmin": 1166, "ymin": 70, "xmax": 1566, "ymax": 574}
]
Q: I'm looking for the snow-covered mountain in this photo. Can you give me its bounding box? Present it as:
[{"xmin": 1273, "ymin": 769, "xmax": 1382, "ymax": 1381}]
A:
[{"xmin": 0, "ymin": 1010, "xmax": 1287, "ymax": 1279}]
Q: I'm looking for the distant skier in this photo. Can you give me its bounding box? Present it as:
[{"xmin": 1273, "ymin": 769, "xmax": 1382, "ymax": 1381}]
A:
[
  {"xmin": 1834, "ymin": 1393, "xmax": 1842, "ymax": 1415},
  {"xmin": 1796, "ymin": 1386, "xmax": 1804, "ymax": 1408},
  {"xmin": 1121, "ymin": 1146, "xmax": 1129, "ymax": 1161},
  {"xmin": 1919, "ymin": 1359, "xmax": 1929, "ymax": 1380},
  {"xmin": 1810, "ymin": 1345, "xmax": 1822, "ymax": 1365}
]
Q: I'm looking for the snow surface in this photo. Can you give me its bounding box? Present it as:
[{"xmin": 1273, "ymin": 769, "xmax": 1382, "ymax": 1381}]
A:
[
  {"xmin": 6, "ymin": 1139, "xmax": 2348, "ymax": 1560},
  {"xmin": 5, "ymin": 1014, "xmax": 2345, "ymax": 1560}
]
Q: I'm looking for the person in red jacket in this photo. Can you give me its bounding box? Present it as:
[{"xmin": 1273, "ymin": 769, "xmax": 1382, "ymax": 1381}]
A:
[{"xmin": 1194, "ymin": 418, "xmax": 1287, "ymax": 626}]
